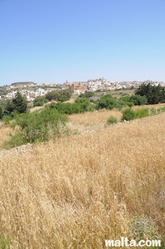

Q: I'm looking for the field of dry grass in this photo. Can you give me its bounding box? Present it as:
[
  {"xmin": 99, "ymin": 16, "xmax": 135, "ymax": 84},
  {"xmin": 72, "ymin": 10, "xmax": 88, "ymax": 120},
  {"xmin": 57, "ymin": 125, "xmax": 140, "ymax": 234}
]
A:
[
  {"xmin": 0, "ymin": 123, "xmax": 13, "ymax": 149},
  {"xmin": 69, "ymin": 109, "xmax": 122, "ymax": 133},
  {"xmin": 0, "ymin": 112, "xmax": 165, "ymax": 248}
]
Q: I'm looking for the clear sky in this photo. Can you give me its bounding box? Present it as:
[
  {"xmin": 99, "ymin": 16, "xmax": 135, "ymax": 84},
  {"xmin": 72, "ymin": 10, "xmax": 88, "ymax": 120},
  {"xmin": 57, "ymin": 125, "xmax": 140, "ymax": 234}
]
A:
[{"xmin": 0, "ymin": 0, "xmax": 165, "ymax": 85}]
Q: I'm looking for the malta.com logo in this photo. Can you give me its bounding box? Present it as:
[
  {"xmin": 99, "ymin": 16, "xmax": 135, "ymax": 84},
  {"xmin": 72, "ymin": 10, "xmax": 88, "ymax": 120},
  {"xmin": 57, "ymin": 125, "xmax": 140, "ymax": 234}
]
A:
[{"xmin": 105, "ymin": 237, "xmax": 161, "ymax": 247}]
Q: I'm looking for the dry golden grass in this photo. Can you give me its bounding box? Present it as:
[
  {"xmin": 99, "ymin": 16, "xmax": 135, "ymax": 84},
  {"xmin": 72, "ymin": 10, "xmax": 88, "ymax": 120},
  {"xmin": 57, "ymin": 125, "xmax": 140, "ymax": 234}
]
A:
[
  {"xmin": 0, "ymin": 113, "xmax": 165, "ymax": 248},
  {"xmin": 132, "ymin": 103, "xmax": 165, "ymax": 110},
  {"xmin": 69, "ymin": 104, "xmax": 165, "ymax": 132},
  {"xmin": 0, "ymin": 123, "xmax": 13, "ymax": 148},
  {"xmin": 69, "ymin": 109, "xmax": 122, "ymax": 133}
]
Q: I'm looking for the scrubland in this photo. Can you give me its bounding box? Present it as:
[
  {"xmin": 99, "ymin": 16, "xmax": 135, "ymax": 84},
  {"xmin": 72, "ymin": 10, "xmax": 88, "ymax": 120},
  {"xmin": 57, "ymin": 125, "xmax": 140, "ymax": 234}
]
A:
[{"xmin": 0, "ymin": 111, "xmax": 165, "ymax": 248}]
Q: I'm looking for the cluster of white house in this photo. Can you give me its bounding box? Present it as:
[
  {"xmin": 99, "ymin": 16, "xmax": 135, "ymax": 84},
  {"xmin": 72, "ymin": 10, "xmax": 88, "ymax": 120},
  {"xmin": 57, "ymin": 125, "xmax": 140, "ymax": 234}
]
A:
[{"xmin": 5, "ymin": 88, "xmax": 48, "ymax": 101}]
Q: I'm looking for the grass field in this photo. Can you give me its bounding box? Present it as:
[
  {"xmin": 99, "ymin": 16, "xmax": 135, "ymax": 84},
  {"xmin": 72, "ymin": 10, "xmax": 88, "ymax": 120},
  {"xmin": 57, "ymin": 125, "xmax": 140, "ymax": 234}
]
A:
[
  {"xmin": 0, "ymin": 110, "xmax": 165, "ymax": 248},
  {"xmin": 0, "ymin": 123, "xmax": 12, "ymax": 148}
]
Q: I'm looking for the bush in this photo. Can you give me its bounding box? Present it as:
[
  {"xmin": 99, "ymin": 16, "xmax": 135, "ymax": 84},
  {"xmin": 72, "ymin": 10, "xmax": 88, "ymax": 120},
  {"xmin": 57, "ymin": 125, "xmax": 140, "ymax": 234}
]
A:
[
  {"xmin": 160, "ymin": 106, "xmax": 165, "ymax": 112},
  {"xmin": 45, "ymin": 89, "xmax": 73, "ymax": 102},
  {"xmin": 107, "ymin": 116, "xmax": 118, "ymax": 125},
  {"xmin": 49, "ymin": 103, "xmax": 75, "ymax": 114},
  {"xmin": 75, "ymin": 98, "xmax": 95, "ymax": 112},
  {"xmin": 48, "ymin": 98, "xmax": 95, "ymax": 115},
  {"xmin": 134, "ymin": 108, "xmax": 149, "ymax": 119},
  {"xmin": 4, "ymin": 133, "xmax": 27, "ymax": 149},
  {"xmin": 78, "ymin": 91, "xmax": 94, "ymax": 99},
  {"xmin": 2, "ymin": 115, "xmax": 12, "ymax": 125},
  {"xmin": 33, "ymin": 96, "xmax": 48, "ymax": 107},
  {"xmin": 122, "ymin": 108, "xmax": 136, "ymax": 121},
  {"xmin": 121, "ymin": 95, "xmax": 147, "ymax": 106},
  {"xmin": 0, "ymin": 235, "xmax": 10, "ymax": 249},
  {"xmin": 5, "ymin": 109, "xmax": 68, "ymax": 148},
  {"xmin": 122, "ymin": 108, "xmax": 149, "ymax": 121},
  {"xmin": 130, "ymin": 95, "xmax": 147, "ymax": 105},
  {"xmin": 130, "ymin": 216, "xmax": 160, "ymax": 241},
  {"xmin": 96, "ymin": 94, "xmax": 125, "ymax": 110}
]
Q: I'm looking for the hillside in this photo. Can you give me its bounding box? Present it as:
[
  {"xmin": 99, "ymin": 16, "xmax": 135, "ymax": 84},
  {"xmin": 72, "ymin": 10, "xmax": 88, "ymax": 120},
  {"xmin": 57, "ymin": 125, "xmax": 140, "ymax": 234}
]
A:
[{"xmin": 0, "ymin": 112, "xmax": 165, "ymax": 248}]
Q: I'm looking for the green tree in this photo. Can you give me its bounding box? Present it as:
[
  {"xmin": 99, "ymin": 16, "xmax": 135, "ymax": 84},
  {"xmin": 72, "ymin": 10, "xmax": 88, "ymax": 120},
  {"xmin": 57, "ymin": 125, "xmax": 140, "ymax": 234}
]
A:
[
  {"xmin": 121, "ymin": 95, "xmax": 147, "ymax": 106},
  {"xmin": 5, "ymin": 92, "xmax": 27, "ymax": 115},
  {"xmin": 33, "ymin": 96, "xmax": 48, "ymax": 107},
  {"xmin": 45, "ymin": 89, "xmax": 73, "ymax": 102},
  {"xmin": 135, "ymin": 83, "xmax": 165, "ymax": 104},
  {"xmin": 12, "ymin": 92, "xmax": 27, "ymax": 113},
  {"xmin": 79, "ymin": 91, "xmax": 94, "ymax": 99},
  {"xmin": 96, "ymin": 94, "xmax": 124, "ymax": 110},
  {"xmin": 5, "ymin": 100, "xmax": 15, "ymax": 115}
]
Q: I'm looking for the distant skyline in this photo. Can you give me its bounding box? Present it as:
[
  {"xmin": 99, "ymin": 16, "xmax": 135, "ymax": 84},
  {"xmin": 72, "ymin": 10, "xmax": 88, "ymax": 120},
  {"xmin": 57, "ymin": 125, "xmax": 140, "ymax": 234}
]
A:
[{"xmin": 1, "ymin": 0, "xmax": 165, "ymax": 85}]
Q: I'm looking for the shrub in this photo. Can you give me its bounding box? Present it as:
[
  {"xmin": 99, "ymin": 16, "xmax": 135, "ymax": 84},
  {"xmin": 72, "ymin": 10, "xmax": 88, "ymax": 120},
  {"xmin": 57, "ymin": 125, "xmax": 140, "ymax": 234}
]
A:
[
  {"xmin": 159, "ymin": 106, "xmax": 165, "ymax": 113},
  {"xmin": 78, "ymin": 91, "xmax": 94, "ymax": 99},
  {"xmin": 33, "ymin": 96, "xmax": 48, "ymax": 107},
  {"xmin": 120, "ymin": 96, "xmax": 134, "ymax": 107},
  {"xmin": 122, "ymin": 108, "xmax": 149, "ymax": 121},
  {"xmin": 2, "ymin": 115, "xmax": 12, "ymax": 125},
  {"xmin": 48, "ymin": 98, "xmax": 95, "ymax": 115},
  {"xmin": 130, "ymin": 216, "xmax": 160, "ymax": 241},
  {"xmin": 75, "ymin": 98, "xmax": 95, "ymax": 112},
  {"xmin": 5, "ymin": 109, "xmax": 68, "ymax": 148},
  {"xmin": 107, "ymin": 116, "xmax": 118, "ymax": 125},
  {"xmin": 134, "ymin": 108, "xmax": 149, "ymax": 119},
  {"xmin": 122, "ymin": 108, "xmax": 136, "ymax": 121},
  {"xmin": 45, "ymin": 89, "xmax": 73, "ymax": 102},
  {"xmin": 130, "ymin": 95, "xmax": 147, "ymax": 105},
  {"xmin": 96, "ymin": 95, "xmax": 124, "ymax": 110},
  {"xmin": 149, "ymin": 108, "xmax": 158, "ymax": 116},
  {"xmin": 50, "ymin": 103, "xmax": 75, "ymax": 114},
  {"xmin": 4, "ymin": 133, "xmax": 26, "ymax": 149},
  {"xmin": 0, "ymin": 235, "xmax": 10, "ymax": 249},
  {"xmin": 121, "ymin": 95, "xmax": 147, "ymax": 106}
]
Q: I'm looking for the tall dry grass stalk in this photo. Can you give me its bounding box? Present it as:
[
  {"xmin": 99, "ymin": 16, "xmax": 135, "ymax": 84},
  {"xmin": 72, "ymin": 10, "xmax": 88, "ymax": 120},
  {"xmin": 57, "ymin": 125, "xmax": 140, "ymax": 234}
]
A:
[
  {"xmin": 69, "ymin": 109, "xmax": 122, "ymax": 133},
  {"xmin": 0, "ymin": 113, "xmax": 165, "ymax": 248},
  {"xmin": 0, "ymin": 123, "xmax": 12, "ymax": 148}
]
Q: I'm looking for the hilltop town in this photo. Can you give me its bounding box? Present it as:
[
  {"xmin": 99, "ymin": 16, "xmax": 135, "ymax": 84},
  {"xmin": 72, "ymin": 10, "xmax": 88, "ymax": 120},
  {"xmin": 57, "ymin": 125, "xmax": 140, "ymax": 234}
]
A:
[
  {"xmin": 0, "ymin": 78, "xmax": 165, "ymax": 102},
  {"xmin": 0, "ymin": 78, "xmax": 165, "ymax": 101}
]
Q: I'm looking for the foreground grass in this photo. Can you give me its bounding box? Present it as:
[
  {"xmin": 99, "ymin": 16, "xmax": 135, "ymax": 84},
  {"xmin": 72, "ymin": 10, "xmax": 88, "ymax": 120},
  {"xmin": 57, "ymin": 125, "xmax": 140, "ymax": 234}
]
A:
[{"xmin": 0, "ymin": 113, "xmax": 165, "ymax": 248}]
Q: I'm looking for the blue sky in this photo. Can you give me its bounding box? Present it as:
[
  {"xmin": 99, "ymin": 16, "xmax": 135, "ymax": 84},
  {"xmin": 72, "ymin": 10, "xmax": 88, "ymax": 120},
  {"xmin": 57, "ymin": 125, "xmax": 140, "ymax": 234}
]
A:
[{"xmin": 0, "ymin": 0, "xmax": 165, "ymax": 85}]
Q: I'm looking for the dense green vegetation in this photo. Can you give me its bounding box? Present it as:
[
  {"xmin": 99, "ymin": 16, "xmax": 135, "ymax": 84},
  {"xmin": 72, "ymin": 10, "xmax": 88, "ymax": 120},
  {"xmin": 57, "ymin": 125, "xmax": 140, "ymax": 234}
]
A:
[
  {"xmin": 45, "ymin": 89, "xmax": 73, "ymax": 102},
  {"xmin": 78, "ymin": 91, "xmax": 94, "ymax": 99},
  {"xmin": 5, "ymin": 109, "xmax": 68, "ymax": 148},
  {"xmin": 47, "ymin": 98, "xmax": 95, "ymax": 114},
  {"xmin": 95, "ymin": 94, "xmax": 146, "ymax": 110},
  {"xmin": 120, "ymin": 95, "xmax": 147, "ymax": 107},
  {"xmin": 122, "ymin": 108, "xmax": 149, "ymax": 121},
  {"xmin": 33, "ymin": 96, "xmax": 48, "ymax": 106},
  {"xmin": 96, "ymin": 94, "xmax": 125, "ymax": 110},
  {"xmin": 0, "ymin": 92, "xmax": 27, "ymax": 119},
  {"xmin": 135, "ymin": 83, "xmax": 165, "ymax": 104}
]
